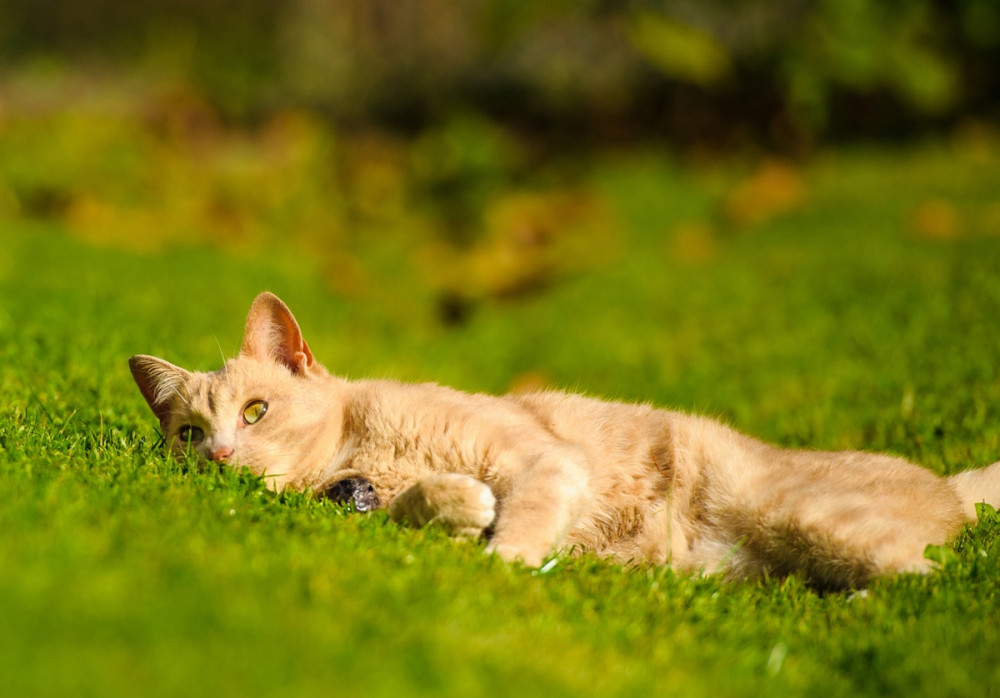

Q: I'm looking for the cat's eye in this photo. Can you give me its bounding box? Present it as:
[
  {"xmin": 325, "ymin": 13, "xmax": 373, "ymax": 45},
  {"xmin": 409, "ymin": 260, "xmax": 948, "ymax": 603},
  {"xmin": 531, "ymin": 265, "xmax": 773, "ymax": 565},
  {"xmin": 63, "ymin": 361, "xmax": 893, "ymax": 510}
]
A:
[
  {"xmin": 178, "ymin": 425, "xmax": 204, "ymax": 443},
  {"xmin": 242, "ymin": 399, "xmax": 268, "ymax": 425}
]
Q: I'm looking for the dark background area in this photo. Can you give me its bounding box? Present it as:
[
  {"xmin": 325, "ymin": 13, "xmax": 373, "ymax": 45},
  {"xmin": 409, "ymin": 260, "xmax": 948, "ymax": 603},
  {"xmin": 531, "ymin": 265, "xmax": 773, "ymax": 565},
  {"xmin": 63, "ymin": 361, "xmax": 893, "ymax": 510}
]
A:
[{"xmin": 3, "ymin": 0, "xmax": 999, "ymax": 151}]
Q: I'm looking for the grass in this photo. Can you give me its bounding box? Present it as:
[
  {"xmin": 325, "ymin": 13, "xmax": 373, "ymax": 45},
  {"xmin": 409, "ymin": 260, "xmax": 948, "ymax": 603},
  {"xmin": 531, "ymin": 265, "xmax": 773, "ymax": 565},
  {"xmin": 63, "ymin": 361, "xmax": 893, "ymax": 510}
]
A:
[{"xmin": 2, "ymin": 133, "xmax": 1000, "ymax": 697}]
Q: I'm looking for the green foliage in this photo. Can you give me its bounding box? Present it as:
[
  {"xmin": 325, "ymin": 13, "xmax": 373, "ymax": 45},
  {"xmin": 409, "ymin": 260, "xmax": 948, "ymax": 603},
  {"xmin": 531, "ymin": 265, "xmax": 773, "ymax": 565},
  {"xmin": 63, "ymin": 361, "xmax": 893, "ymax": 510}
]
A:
[
  {"xmin": 779, "ymin": 0, "xmax": 962, "ymax": 132},
  {"xmin": 1, "ymin": 0, "xmax": 997, "ymax": 142},
  {"xmin": 3, "ymin": 128, "xmax": 1000, "ymax": 696}
]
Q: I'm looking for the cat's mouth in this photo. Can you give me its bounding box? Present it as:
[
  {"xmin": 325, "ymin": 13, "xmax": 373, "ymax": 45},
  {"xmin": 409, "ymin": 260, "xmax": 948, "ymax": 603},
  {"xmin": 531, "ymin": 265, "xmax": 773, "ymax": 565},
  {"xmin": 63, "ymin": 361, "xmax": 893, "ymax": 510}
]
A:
[{"xmin": 320, "ymin": 477, "xmax": 381, "ymax": 512}]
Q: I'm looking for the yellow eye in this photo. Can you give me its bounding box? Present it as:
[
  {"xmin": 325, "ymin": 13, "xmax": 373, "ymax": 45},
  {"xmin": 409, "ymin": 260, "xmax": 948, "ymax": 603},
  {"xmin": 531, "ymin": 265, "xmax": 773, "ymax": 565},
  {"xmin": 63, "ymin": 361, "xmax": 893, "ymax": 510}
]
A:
[{"xmin": 242, "ymin": 400, "xmax": 268, "ymax": 425}]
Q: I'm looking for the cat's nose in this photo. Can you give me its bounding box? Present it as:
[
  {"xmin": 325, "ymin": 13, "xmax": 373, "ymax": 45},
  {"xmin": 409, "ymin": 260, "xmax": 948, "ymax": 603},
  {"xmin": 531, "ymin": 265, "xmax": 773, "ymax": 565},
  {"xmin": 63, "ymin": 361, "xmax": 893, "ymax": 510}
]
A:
[{"xmin": 210, "ymin": 446, "xmax": 234, "ymax": 463}]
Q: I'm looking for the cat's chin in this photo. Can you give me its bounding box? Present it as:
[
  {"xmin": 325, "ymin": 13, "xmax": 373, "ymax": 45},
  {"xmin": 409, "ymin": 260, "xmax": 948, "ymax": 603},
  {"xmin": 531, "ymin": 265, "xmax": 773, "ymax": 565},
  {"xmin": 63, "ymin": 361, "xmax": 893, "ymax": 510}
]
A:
[{"xmin": 320, "ymin": 477, "xmax": 381, "ymax": 512}]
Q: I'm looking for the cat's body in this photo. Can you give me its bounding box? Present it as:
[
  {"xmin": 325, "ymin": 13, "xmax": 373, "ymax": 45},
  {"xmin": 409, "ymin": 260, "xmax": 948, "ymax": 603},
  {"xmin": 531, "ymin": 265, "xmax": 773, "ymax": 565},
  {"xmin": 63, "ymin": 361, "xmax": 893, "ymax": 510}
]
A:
[{"xmin": 131, "ymin": 292, "xmax": 1000, "ymax": 588}]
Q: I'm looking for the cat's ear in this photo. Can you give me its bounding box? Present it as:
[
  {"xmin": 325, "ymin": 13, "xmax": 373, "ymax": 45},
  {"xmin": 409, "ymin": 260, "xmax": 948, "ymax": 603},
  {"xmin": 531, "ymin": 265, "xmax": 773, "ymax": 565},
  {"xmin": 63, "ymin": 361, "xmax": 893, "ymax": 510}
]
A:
[
  {"xmin": 239, "ymin": 292, "xmax": 317, "ymax": 375},
  {"xmin": 129, "ymin": 354, "xmax": 191, "ymax": 425}
]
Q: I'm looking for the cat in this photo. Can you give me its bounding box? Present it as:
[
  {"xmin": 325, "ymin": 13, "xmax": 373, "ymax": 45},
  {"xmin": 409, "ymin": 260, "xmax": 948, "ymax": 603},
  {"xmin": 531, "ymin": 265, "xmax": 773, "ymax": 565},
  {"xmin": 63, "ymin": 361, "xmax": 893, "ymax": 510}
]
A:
[{"xmin": 130, "ymin": 292, "xmax": 1000, "ymax": 588}]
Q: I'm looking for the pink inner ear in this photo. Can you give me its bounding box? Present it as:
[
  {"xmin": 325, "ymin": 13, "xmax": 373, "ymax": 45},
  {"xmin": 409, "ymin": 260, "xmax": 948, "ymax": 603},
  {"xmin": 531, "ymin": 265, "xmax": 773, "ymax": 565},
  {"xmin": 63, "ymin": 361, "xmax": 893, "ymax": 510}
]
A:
[{"xmin": 240, "ymin": 292, "xmax": 314, "ymax": 375}]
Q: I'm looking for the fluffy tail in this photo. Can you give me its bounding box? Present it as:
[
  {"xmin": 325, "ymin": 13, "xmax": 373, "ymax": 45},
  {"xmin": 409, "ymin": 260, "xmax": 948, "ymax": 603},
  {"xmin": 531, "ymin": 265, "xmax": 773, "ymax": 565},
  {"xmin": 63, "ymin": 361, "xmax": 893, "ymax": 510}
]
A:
[{"xmin": 948, "ymin": 462, "xmax": 1000, "ymax": 519}]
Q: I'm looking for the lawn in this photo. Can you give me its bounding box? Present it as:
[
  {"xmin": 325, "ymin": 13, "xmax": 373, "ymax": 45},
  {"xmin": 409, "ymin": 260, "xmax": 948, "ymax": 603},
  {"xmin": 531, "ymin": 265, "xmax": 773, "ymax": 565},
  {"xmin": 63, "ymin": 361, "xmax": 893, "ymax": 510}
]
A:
[{"xmin": 1, "ymin": 127, "xmax": 1000, "ymax": 697}]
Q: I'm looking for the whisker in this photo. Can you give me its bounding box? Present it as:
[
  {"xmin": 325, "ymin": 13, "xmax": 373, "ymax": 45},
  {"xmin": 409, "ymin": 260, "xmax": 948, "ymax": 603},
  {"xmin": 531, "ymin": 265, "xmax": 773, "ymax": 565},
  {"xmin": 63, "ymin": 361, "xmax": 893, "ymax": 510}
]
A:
[
  {"xmin": 170, "ymin": 386, "xmax": 192, "ymax": 409},
  {"xmin": 212, "ymin": 334, "xmax": 231, "ymax": 384}
]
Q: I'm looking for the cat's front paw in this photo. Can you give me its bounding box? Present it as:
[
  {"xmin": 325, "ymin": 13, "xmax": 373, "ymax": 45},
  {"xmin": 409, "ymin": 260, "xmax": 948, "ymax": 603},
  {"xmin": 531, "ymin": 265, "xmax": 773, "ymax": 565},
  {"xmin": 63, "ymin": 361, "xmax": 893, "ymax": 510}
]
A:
[
  {"xmin": 424, "ymin": 473, "xmax": 497, "ymax": 535},
  {"xmin": 389, "ymin": 473, "xmax": 496, "ymax": 537}
]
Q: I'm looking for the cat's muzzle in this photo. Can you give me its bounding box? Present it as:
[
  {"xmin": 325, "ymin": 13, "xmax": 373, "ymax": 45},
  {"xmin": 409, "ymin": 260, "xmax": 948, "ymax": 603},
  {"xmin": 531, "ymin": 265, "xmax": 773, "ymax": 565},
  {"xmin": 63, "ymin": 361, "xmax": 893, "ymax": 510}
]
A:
[{"xmin": 321, "ymin": 477, "xmax": 381, "ymax": 512}]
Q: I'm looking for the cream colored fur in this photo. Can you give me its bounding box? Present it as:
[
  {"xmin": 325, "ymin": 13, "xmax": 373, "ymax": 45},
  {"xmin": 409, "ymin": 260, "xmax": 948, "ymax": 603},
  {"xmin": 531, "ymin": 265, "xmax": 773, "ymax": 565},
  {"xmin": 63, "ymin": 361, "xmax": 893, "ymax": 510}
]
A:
[{"xmin": 130, "ymin": 292, "xmax": 1000, "ymax": 588}]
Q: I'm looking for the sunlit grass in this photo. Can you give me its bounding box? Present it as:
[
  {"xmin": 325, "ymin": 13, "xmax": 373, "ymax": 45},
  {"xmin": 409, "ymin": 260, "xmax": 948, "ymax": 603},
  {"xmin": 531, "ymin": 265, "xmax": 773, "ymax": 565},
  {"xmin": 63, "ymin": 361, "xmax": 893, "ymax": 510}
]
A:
[{"xmin": 2, "ymin": 122, "xmax": 1000, "ymax": 696}]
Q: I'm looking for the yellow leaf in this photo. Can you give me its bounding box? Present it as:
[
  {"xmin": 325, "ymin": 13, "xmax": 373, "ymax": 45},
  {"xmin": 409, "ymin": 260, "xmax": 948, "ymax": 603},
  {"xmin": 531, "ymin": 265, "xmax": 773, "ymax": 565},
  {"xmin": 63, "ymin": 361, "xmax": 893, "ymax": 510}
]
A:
[
  {"xmin": 629, "ymin": 12, "xmax": 731, "ymax": 88},
  {"xmin": 910, "ymin": 198, "xmax": 960, "ymax": 240}
]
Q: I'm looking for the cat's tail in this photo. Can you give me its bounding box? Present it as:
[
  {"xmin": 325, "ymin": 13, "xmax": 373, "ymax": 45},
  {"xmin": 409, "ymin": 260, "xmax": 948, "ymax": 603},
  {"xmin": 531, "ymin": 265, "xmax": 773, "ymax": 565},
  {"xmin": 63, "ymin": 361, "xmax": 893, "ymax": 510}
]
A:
[{"xmin": 948, "ymin": 461, "xmax": 1000, "ymax": 519}]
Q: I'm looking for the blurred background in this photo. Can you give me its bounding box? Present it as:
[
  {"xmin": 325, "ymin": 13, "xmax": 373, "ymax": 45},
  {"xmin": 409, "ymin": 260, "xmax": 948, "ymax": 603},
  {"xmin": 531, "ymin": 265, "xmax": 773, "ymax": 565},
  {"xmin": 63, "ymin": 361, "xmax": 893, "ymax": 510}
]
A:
[
  {"xmin": 5, "ymin": 0, "xmax": 998, "ymax": 142},
  {"xmin": 1, "ymin": 0, "xmax": 999, "ymax": 333}
]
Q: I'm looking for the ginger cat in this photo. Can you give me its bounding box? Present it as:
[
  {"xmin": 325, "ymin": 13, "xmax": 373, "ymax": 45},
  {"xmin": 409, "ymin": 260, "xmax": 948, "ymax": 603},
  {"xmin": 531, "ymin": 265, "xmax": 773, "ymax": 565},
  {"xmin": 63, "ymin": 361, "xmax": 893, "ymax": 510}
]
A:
[{"xmin": 130, "ymin": 292, "xmax": 1000, "ymax": 588}]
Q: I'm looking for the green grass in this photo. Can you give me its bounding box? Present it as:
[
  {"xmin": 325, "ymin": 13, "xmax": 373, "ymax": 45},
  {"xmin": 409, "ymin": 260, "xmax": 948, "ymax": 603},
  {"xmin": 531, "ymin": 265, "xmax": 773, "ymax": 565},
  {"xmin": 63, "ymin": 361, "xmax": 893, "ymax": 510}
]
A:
[{"xmin": 2, "ymin": 139, "xmax": 1000, "ymax": 697}]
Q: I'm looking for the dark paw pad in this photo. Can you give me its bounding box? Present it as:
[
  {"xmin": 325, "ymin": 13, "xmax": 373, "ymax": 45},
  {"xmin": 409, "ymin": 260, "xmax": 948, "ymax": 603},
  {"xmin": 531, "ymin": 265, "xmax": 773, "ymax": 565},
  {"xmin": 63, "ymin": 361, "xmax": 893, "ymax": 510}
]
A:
[{"xmin": 322, "ymin": 477, "xmax": 381, "ymax": 512}]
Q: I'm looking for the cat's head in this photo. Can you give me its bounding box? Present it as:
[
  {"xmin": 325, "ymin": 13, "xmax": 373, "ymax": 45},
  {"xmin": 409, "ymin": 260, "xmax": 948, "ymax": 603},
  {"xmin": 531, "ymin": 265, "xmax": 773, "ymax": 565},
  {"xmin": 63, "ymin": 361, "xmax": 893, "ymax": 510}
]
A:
[{"xmin": 129, "ymin": 292, "xmax": 334, "ymax": 483}]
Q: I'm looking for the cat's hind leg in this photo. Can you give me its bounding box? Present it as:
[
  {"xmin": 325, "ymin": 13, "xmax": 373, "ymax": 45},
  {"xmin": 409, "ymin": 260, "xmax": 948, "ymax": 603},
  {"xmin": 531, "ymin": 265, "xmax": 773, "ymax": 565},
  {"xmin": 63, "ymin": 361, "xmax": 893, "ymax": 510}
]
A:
[
  {"xmin": 388, "ymin": 473, "xmax": 496, "ymax": 537},
  {"xmin": 732, "ymin": 461, "xmax": 968, "ymax": 588}
]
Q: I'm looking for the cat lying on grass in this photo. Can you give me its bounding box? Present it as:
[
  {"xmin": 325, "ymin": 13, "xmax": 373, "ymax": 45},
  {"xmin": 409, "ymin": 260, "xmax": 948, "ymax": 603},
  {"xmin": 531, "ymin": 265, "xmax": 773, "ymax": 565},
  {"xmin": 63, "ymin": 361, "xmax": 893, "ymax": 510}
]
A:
[{"xmin": 130, "ymin": 292, "xmax": 1000, "ymax": 588}]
